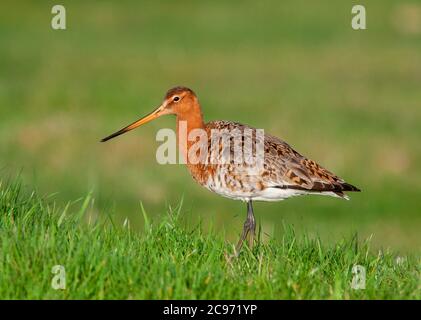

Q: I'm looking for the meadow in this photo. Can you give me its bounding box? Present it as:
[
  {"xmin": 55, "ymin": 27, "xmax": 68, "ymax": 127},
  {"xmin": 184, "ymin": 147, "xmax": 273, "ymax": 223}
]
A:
[
  {"xmin": 1, "ymin": 180, "xmax": 420, "ymax": 299},
  {"xmin": 0, "ymin": 1, "xmax": 421, "ymax": 299}
]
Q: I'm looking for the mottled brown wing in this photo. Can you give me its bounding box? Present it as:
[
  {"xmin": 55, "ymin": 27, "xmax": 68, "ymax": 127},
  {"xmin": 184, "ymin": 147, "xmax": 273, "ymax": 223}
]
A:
[
  {"xmin": 262, "ymin": 133, "xmax": 360, "ymax": 195},
  {"xmin": 205, "ymin": 120, "xmax": 360, "ymax": 196}
]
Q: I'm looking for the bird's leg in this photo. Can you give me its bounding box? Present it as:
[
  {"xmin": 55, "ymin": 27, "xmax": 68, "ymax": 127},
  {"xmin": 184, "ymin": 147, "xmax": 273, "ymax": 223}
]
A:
[
  {"xmin": 234, "ymin": 200, "xmax": 256, "ymax": 255},
  {"xmin": 247, "ymin": 200, "xmax": 256, "ymax": 249},
  {"xmin": 235, "ymin": 220, "xmax": 249, "ymax": 256}
]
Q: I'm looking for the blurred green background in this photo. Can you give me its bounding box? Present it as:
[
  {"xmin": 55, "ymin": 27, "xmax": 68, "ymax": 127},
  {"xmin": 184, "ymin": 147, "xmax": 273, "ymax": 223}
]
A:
[{"xmin": 1, "ymin": 0, "xmax": 420, "ymax": 251}]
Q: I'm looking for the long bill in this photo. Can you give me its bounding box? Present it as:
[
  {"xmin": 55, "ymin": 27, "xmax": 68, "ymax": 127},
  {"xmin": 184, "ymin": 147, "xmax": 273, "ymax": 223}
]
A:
[{"xmin": 101, "ymin": 106, "xmax": 163, "ymax": 142}]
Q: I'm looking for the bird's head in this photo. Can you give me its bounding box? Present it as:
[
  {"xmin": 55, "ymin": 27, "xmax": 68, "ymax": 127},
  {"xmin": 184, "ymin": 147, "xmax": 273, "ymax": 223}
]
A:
[{"xmin": 101, "ymin": 86, "xmax": 198, "ymax": 142}]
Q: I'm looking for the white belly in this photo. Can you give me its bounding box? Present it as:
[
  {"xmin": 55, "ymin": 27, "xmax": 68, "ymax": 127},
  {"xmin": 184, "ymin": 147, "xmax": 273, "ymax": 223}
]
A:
[
  {"xmin": 251, "ymin": 188, "xmax": 309, "ymax": 201},
  {"xmin": 205, "ymin": 179, "xmax": 342, "ymax": 202}
]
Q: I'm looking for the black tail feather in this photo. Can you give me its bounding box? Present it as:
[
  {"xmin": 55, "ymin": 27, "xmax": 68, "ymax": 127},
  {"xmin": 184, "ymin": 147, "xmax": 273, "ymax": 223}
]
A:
[{"xmin": 274, "ymin": 181, "xmax": 361, "ymax": 193}]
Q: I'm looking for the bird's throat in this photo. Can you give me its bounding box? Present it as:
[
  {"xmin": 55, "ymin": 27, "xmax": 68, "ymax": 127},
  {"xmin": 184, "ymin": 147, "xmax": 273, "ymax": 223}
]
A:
[{"xmin": 176, "ymin": 106, "xmax": 205, "ymax": 166}]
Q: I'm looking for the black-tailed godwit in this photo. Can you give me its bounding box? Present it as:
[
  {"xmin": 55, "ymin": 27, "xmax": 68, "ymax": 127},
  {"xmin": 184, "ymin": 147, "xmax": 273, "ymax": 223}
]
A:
[{"xmin": 101, "ymin": 87, "xmax": 360, "ymax": 255}]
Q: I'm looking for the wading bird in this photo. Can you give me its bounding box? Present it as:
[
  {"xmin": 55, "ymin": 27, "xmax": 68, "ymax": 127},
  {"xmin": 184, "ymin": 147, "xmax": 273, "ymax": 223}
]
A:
[{"xmin": 101, "ymin": 87, "xmax": 360, "ymax": 256}]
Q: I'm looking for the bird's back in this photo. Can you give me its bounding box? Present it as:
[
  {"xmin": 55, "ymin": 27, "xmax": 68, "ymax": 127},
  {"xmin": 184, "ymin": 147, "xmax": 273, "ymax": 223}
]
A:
[{"xmin": 188, "ymin": 120, "xmax": 360, "ymax": 202}]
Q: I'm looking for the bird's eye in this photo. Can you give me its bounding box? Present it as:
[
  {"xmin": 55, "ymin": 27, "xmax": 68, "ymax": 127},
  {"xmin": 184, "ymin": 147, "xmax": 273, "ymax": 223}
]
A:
[{"xmin": 173, "ymin": 96, "xmax": 180, "ymax": 102}]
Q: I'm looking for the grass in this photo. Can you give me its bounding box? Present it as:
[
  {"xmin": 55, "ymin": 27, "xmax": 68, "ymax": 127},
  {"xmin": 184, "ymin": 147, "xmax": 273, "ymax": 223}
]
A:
[{"xmin": 1, "ymin": 179, "xmax": 420, "ymax": 299}]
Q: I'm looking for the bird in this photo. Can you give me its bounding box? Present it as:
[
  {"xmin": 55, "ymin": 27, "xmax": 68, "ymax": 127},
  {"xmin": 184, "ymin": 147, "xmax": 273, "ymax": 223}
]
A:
[{"xmin": 101, "ymin": 86, "xmax": 360, "ymax": 256}]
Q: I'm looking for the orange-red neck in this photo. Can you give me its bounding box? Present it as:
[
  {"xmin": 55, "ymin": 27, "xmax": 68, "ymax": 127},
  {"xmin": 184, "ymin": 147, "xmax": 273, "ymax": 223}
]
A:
[{"xmin": 176, "ymin": 101, "xmax": 205, "ymax": 166}]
